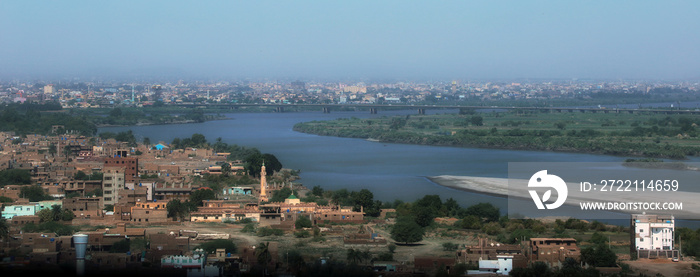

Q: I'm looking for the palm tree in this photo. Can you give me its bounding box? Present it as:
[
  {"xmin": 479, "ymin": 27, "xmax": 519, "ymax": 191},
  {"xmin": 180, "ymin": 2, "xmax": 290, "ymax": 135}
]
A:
[
  {"xmin": 0, "ymin": 218, "xmax": 8, "ymax": 240},
  {"xmin": 346, "ymin": 248, "xmax": 370, "ymax": 265},
  {"xmin": 51, "ymin": 205, "xmax": 62, "ymax": 221},
  {"xmin": 255, "ymin": 242, "xmax": 271, "ymax": 274},
  {"xmin": 221, "ymin": 162, "xmax": 231, "ymax": 176},
  {"xmin": 346, "ymin": 248, "xmax": 360, "ymax": 265}
]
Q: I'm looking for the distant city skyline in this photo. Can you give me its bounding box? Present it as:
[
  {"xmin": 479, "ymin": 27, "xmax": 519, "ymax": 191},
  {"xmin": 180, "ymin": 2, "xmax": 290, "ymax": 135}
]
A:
[{"xmin": 1, "ymin": 1, "xmax": 699, "ymax": 80}]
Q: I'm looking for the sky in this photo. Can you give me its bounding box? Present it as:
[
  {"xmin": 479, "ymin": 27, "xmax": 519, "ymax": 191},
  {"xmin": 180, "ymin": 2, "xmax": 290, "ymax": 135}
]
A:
[{"xmin": 1, "ymin": 1, "xmax": 699, "ymax": 81}]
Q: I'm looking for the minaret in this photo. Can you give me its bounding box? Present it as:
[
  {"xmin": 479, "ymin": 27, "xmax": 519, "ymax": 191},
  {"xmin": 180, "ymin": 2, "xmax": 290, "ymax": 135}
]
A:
[{"xmin": 259, "ymin": 162, "xmax": 268, "ymax": 202}]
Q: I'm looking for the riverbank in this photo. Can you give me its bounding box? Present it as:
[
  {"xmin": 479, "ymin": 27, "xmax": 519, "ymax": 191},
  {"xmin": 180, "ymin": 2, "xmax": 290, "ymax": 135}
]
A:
[
  {"xmin": 95, "ymin": 117, "xmax": 232, "ymax": 128},
  {"xmin": 293, "ymin": 112, "xmax": 700, "ymax": 159},
  {"xmin": 427, "ymin": 175, "xmax": 700, "ymax": 220}
]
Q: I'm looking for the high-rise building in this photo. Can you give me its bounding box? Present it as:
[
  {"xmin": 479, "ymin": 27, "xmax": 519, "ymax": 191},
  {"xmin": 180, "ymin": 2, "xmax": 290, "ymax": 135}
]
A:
[{"xmin": 102, "ymin": 169, "xmax": 125, "ymax": 207}]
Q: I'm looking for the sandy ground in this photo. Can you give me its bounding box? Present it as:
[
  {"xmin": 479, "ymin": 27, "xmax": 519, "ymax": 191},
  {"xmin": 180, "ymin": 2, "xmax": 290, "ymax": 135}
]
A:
[
  {"xmin": 428, "ymin": 175, "xmax": 700, "ymax": 219},
  {"xmin": 625, "ymin": 259, "xmax": 700, "ymax": 277}
]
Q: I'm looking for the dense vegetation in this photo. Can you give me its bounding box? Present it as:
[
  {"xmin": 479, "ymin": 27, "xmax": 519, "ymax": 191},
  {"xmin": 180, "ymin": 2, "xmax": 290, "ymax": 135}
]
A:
[
  {"xmin": 294, "ymin": 111, "xmax": 700, "ymax": 159},
  {"xmin": 0, "ymin": 102, "xmax": 223, "ymax": 136},
  {"xmin": 73, "ymin": 107, "xmax": 224, "ymax": 126},
  {"xmin": 676, "ymin": 227, "xmax": 700, "ymax": 257},
  {"xmin": 0, "ymin": 169, "xmax": 32, "ymax": 186},
  {"xmin": 0, "ymin": 102, "xmax": 96, "ymax": 135}
]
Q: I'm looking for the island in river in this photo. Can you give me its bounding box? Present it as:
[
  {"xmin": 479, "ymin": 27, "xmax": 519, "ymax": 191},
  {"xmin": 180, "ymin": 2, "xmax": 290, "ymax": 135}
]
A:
[{"xmin": 293, "ymin": 111, "xmax": 700, "ymax": 159}]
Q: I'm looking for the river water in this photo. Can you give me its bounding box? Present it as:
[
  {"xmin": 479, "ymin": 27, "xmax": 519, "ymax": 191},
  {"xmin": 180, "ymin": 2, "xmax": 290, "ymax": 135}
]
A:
[{"xmin": 98, "ymin": 110, "xmax": 700, "ymax": 227}]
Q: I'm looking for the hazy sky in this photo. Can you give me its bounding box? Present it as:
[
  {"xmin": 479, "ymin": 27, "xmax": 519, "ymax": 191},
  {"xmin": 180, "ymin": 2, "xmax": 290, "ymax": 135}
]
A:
[{"xmin": 1, "ymin": 1, "xmax": 699, "ymax": 80}]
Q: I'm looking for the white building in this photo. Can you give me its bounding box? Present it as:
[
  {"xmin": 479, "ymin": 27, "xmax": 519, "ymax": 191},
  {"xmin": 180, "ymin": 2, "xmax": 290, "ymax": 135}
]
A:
[
  {"xmin": 632, "ymin": 214, "xmax": 674, "ymax": 251},
  {"xmin": 467, "ymin": 255, "xmax": 513, "ymax": 276}
]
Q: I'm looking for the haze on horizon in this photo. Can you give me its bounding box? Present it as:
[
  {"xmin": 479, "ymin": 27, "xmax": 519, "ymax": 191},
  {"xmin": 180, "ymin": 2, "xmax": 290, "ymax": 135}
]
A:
[{"xmin": 1, "ymin": 1, "xmax": 699, "ymax": 81}]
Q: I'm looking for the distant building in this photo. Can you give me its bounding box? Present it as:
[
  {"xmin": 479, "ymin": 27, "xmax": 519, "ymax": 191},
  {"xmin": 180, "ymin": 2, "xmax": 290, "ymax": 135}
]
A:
[
  {"xmin": 528, "ymin": 238, "xmax": 580, "ymax": 265},
  {"xmin": 291, "ymin": 81, "xmax": 306, "ymax": 92},
  {"xmin": 456, "ymin": 238, "xmax": 525, "ymax": 268},
  {"xmin": 43, "ymin": 84, "xmax": 55, "ymax": 95}
]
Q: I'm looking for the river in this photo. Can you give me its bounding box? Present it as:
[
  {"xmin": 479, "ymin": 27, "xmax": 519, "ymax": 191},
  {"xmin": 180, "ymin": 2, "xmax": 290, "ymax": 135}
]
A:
[{"xmin": 98, "ymin": 110, "xmax": 700, "ymax": 227}]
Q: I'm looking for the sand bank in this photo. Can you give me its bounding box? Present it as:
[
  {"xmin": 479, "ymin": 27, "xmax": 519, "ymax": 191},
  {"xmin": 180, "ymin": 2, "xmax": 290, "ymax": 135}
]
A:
[{"xmin": 428, "ymin": 175, "xmax": 700, "ymax": 219}]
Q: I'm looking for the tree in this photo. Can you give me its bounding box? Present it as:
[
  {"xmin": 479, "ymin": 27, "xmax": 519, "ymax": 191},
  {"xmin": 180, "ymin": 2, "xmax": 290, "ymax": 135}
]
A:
[
  {"xmin": 464, "ymin": 202, "xmax": 500, "ymax": 222},
  {"xmin": 269, "ymin": 187, "xmax": 294, "ymax": 203},
  {"xmin": 0, "ymin": 169, "xmax": 32, "ymax": 186},
  {"xmin": 580, "ymin": 244, "xmax": 617, "ymax": 267},
  {"xmin": 481, "ymin": 222, "xmax": 502, "ymax": 235},
  {"xmin": 48, "ymin": 144, "xmax": 57, "ymax": 156},
  {"xmin": 20, "ymin": 185, "xmax": 52, "ymax": 202},
  {"xmin": 61, "ymin": 209, "xmax": 75, "ymax": 221},
  {"xmin": 37, "ymin": 205, "xmax": 74, "ymax": 222},
  {"xmin": 167, "ymin": 199, "xmax": 190, "ymax": 220},
  {"xmin": 74, "ymin": 171, "xmax": 88, "ymax": 180},
  {"xmin": 350, "ymin": 189, "xmax": 375, "ymax": 214},
  {"xmin": 387, "ymin": 243, "xmax": 396, "ymax": 253},
  {"xmin": 36, "ymin": 208, "xmax": 54, "ymax": 223},
  {"xmin": 221, "ymin": 162, "xmax": 231, "ymax": 176},
  {"xmin": 459, "ymin": 215, "xmax": 482, "ymax": 229},
  {"xmin": 331, "ymin": 189, "xmax": 350, "ymax": 206},
  {"xmin": 200, "ymin": 239, "xmax": 237, "ymax": 254},
  {"xmin": 0, "ymin": 218, "xmax": 8, "ymax": 241},
  {"xmin": 287, "ymin": 250, "xmax": 306, "ymax": 273},
  {"xmin": 295, "ymin": 216, "xmax": 312, "ymax": 229},
  {"xmin": 346, "ymin": 248, "xmax": 371, "ymax": 265},
  {"xmin": 111, "ymin": 239, "xmax": 131, "ymax": 253},
  {"xmin": 109, "ymin": 108, "xmax": 123, "ymax": 118},
  {"xmin": 255, "ymin": 242, "xmax": 272, "ymax": 272},
  {"xmin": 442, "ymin": 242, "xmax": 458, "ymax": 251},
  {"xmin": 130, "ymin": 238, "xmax": 148, "ymax": 253},
  {"xmin": 391, "ymin": 216, "xmax": 424, "ymax": 244},
  {"xmin": 245, "ymin": 153, "xmax": 283, "ymax": 177},
  {"xmin": 412, "ymin": 195, "xmax": 445, "ymax": 227},
  {"xmin": 589, "ymin": 232, "xmax": 607, "ymax": 245},
  {"xmin": 470, "ymin": 116, "xmax": 484, "ymax": 126},
  {"xmin": 143, "ymin": 137, "xmax": 151, "ymax": 146},
  {"xmin": 171, "ymin": 138, "xmax": 181, "ymax": 149},
  {"xmin": 189, "ymin": 188, "xmax": 216, "ymax": 206},
  {"xmin": 311, "ymin": 185, "xmax": 324, "ymax": 197}
]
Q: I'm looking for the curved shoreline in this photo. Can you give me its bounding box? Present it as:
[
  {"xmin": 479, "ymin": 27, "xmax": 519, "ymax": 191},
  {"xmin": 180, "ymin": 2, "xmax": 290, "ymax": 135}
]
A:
[{"xmin": 427, "ymin": 175, "xmax": 700, "ymax": 220}]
